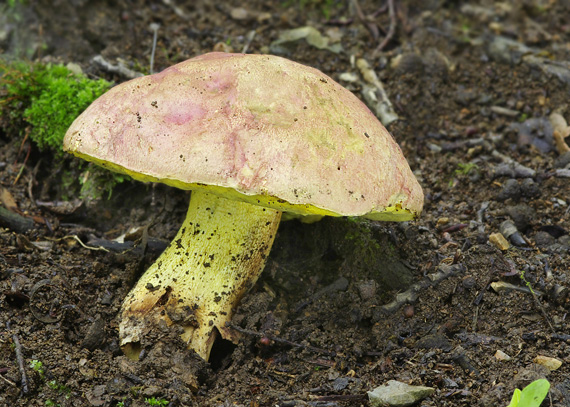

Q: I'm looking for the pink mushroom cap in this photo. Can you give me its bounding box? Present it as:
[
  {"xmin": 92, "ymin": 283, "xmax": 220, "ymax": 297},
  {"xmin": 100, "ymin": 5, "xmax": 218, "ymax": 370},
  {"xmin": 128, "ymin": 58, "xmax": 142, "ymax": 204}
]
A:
[{"xmin": 64, "ymin": 52, "xmax": 423, "ymax": 220}]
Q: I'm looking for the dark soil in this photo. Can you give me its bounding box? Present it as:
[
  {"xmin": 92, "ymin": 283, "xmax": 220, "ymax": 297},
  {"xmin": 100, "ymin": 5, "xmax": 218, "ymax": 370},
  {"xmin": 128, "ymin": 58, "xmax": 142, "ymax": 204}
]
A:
[{"xmin": 1, "ymin": 1, "xmax": 570, "ymax": 406}]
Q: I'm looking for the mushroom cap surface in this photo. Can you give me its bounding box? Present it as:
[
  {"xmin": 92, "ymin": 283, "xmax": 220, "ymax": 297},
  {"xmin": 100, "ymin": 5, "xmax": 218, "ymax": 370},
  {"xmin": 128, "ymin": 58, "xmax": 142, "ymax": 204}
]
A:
[{"xmin": 64, "ymin": 52, "xmax": 423, "ymax": 220}]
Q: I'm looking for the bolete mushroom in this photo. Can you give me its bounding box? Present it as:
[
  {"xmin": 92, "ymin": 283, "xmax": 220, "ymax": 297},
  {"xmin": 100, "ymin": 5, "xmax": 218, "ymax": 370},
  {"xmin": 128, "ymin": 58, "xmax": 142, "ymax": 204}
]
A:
[{"xmin": 63, "ymin": 52, "xmax": 423, "ymax": 361}]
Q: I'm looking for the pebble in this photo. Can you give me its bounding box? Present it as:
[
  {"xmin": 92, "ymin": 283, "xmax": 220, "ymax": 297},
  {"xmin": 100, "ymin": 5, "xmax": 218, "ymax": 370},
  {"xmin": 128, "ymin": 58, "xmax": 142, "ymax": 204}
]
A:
[
  {"xmin": 454, "ymin": 86, "xmax": 478, "ymax": 106},
  {"xmin": 500, "ymin": 220, "xmax": 527, "ymax": 246},
  {"xmin": 368, "ymin": 380, "xmax": 435, "ymax": 407},
  {"xmin": 520, "ymin": 178, "xmax": 540, "ymax": 198},
  {"xmin": 86, "ymin": 385, "xmax": 107, "ymax": 407},
  {"xmin": 534, "ymin": 355, "xmax": 562, "ymax": 371},
  {"xmin": 415, "ymin": 333, "xmax": 452, "ymax": 351},
  {"xmin": 534, "ymin": 231, "xmax": 556, "ymax": 248},
  {"xmin": 332, "ymin": 377, "xmax": 349, "ymax": 391},
  {"xmin": 554, "ymin": 151, "xmax": 570, "ymax": 168},
  {"xmin": 489, "ymin": 232, "xmax": 510, "ymax": 250},
  {"xmin": 496, "ymin": 179, "xmax": 521, "ymax": 201},
  {"xmin": 491, "ymin": 105, "xmax": 520, "ymax": 117},
  {"xmin": 494, "ymin": 349, "xmax": 512, "ymax": 361},
  {"xmin": 423, "ymin": 48, "xmax": 452, "ymax": 77},
  {"xmin": 506, "ymin": 204, "xmax": 535, "ymax": 232},
  {"xmin": 436, "ymin": 217, "xmax": 450, "ymax": 229},
  {"xmin": 212, "ymin": 41, "xmax": 233, "ymax": 53},
  {"xmin": 357, "ymin": 280, "xmax": 378, "ymax": 301},
  {"xmin": 403, "ymin": 304, "xmax": 414, "ymax": 318},
  {"xmin": 230, "ymin": 7, "xmax": 249, "ymax": 20},
  {"xmin": 555, "ymin": 168, "xmax": 570, "ymax": 177},
  {"xmin": 462, "ymin": 275, "xmax": 477, "ymax": 289},
  {"xmin": 511, "ymin": 117, "xmax": 554, "ymax": 153},
  {"xmin": 391, "ymin": 52, "xmax": 424, "ymax": 75},
  {"xmin": 80, "ymin": 316, "xmax": 106, "ymax": 351},
  {"xmin": 142, "ymin": 385, "xmax": 162, "ymax": 397}
]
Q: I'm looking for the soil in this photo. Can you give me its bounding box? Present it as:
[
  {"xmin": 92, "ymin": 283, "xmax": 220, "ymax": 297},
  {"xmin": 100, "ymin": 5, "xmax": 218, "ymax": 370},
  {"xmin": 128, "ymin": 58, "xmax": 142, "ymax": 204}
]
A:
[{"xmin": 1, "ymin": 1, "xmax": 570, "ymax": 406}]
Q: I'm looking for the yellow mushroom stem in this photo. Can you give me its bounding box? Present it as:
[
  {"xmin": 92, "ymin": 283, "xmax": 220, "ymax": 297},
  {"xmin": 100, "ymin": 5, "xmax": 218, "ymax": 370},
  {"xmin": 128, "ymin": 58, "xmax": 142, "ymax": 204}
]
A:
[{"xmin": 119, "ymin": 190, "xmax": 282, "ymax": 361}]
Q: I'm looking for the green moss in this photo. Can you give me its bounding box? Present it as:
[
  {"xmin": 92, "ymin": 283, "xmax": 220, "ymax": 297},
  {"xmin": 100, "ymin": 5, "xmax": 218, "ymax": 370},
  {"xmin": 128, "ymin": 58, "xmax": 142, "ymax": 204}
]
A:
[
  {"xmin": 0, "ymin": 60, "xmax": 129, "ymax": 199},
  {"xmin": 0, "ymin": 60, "xmax": 111, "ymax": 157}
]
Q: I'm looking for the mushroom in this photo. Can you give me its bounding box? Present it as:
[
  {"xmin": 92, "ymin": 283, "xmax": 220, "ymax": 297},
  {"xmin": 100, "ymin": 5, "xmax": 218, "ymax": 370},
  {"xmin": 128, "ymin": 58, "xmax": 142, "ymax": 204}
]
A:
[{"xmin": 63, "ymin": 52, "xmax": 423, "ymax": 361}]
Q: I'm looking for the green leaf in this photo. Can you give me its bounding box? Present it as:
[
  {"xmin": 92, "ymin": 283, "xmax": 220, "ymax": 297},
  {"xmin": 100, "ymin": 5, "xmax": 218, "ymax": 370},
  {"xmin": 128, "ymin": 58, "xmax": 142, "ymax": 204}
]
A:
[
  {"xmin": 507, "ymin": 388, "xmax": 521, "ymax": 407},
  {"xmin": 518, "ymin": 379, "xmax": 550, "ymax": 407}
]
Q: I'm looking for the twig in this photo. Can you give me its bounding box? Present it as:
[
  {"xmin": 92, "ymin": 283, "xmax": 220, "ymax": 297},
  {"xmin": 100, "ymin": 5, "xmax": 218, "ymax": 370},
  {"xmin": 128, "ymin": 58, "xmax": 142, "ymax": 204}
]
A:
[
  {"xmin": 242, "ymin": 30, "xmax": 256, "ymax": 54},
  {"xmin": 13, "ymin": 143, "xmax": 31, "ymax": 185},
  {"xmin": 14, "ymin": 128, "xmax": 30, "ymax": 165},
  {"xmin": 10, "ymin": 331, "xmax": 29, "ymax": 395},
  {"xmin": 226, "ymin": 323, "xmax": 336, "ymax": 357},
  {"xmin": 379, "ymin": 263, "xmax": 464, "ymax": 314},
  {"xmin": 27, "ymin": 158, "xmax": 42, "ymax": 206},
  {"xmin": 373, "ymin": 0, "xmax": 397, "ymax": 56},
  {"xmin": 351, "ymin": 0, "xmax": 379, "ymax": 41},
  {"xmin": 63, "ymin": 235, "xmax": 110, "ymax": 252},
  {"xmin": 162, "ymin": 0, "xmax": 187, "ymax": 19},
  {"xmin": 490, "ymin": 281, "xmax": 543, "ymax": 296},
  {"xmin": 0, "ymin": 206, "xmax": 34, "ymax": 234},
  {"xmin": 0, "ymin": 373, "xmax": 17, "ymax": 387},
  {"xmin": 356, "ymin": 58, "xmax": 399, "ymax": 125},
  {"xmin": 472, "ymin": 305, "xmax": 479, "ymax": 332},
  {"xmin": 491, "ymin": 150, "xmax": 536, "ymax": 178},
  {"xmin": 92, "ymin": 55, "xmax": 144, "ymax": 79},
  {"xmin": 527, "ymin": 283, "xmax": 556, "ymax": 334},
  {"xmin": 309, "ymin": 394, "xmax": 367, "ymax": 402}
]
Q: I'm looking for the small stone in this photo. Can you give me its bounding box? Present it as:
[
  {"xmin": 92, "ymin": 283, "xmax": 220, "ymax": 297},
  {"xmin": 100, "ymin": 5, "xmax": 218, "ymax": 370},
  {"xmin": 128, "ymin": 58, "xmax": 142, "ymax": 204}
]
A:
[
  {"xmin": 520, "ymin": 178, "xmax": 540, "ymax": 198},
  {"xmin": 86, "ymin": 385, "xmax": 107, "ymax": 406},
  {"xmin": 436, "ymin": 217, "xmax": 450, "ymax": 229},
  {"xmin": 506, "ymin": 204, "xmax": 535, "ymax": 232},
  {"xmin": 462, "ymin": 275, "xmax": 476, "ymax": 289},
  {"xmin": 554, "ymin": 151, "xmax": 570, "ymax": 168},
  {"xmin": 332, "ymin": 377, "xmax": 349, "ymax": 391},
  {"xmin": 403, "ymin": 304, "xmax": 414, "ymax": 318},
  {"xmin": 142, "ymin": 385, "xmax": 162, "ymax": 397},
  {"xmin": 494, "ymin": 349, "xmax": 512, "ymax": 361},
  {"xmin": 415, "ymin": 333, "xmax": 452, "ymax": 351},
  {"xmin": 212, "ymin": 42, "xmax": 233, "ymax": 53},
  {"xmin": 230, "ymin": 7, "xmax": 249, "ymax": 20},
  {"xmin": 489, "ymin": 232, "xmax": 510, "ymax": 250},
  {"xmin": 357, "ymin": 280, "xmax": 378, "ymax": 301},
  {"xmin": 534, "ymin": 355, "xmax": 562, "ymax": 371},
  {"xmin": 66, "ymin": 62, "xmax": 83, "ymax": 76},
  {"xmin": 368, "ymin": 380, "xmax": 435, "ymax": 407},
  {"xmin": 338, "ymin": 72, "xmax": 359, "ymax": 82},
  {"xmin": 391, "ymin": 52, "xmax": 424, "ymax": 75},
  {"xmin": 81, "ymin": 316, "xmax": 106, "ymax": 351},
  {"xmin": 534, "ymin": 231, "xmax": 556, "ymax": 248},
  {"xmin": 496, "ymin": 179, "xmax": 521, "ymax": 201},
  {"xmin": 500, "ymin": 220, "xmax": 526, "ymax": 246},
  {"xmin": 423, "ymin": 48, "xmax": 451, "ymax": 77}
]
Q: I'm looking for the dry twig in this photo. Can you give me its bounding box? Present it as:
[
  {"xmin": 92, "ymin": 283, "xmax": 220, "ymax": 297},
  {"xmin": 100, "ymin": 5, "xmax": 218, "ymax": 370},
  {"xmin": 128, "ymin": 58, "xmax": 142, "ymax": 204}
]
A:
[
  {"xmin": 373, "ymin": 0, "xmax": 397, "ymax": 56},
  {"xmin": 352, "ymin": 0, "xmax": 398, "ymax": 56},
  {"xmin": 9, "ymin": 328, "xmax": 29, "ymax": 395},
  {"xmin": 226, "ymin": 323, "xmax": 336, "ymax": 357}
]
